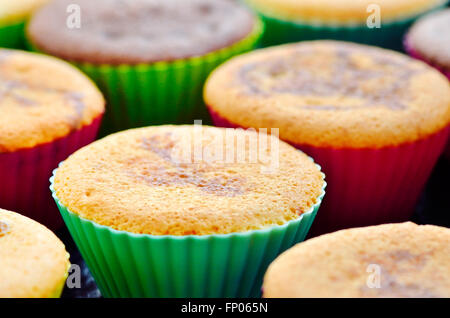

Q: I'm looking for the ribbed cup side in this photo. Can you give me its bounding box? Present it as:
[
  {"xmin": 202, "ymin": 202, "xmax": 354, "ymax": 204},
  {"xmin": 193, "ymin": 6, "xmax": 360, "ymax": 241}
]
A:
[
  {"xmin": 256, "ymin": 4, "xmax": 447, "ymax": 50},
  {"xmin": 208, "ymin": 106, "xmax": 449, "ymax": 236},
  {"xmin": 0, "ymin": 115, "xmax": 102, "ymax": 230},
  {"xmin": 0, "ymin": 21, "xmax": 26, "ymax": 49},
  {"xmin": 65, "ymin": 20, "xmax": 264, "ymax": 136},
  {"xmin": 299, "ymin": 128, "xmax": 448, "ymax": 236},
  {"xmin": 51, "ymin": 174, "xmax": 324, "ymax": 298}
]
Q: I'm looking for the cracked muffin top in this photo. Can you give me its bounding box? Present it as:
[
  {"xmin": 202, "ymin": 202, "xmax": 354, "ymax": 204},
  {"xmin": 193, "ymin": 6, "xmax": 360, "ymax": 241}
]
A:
[
  {"xmin": 27, "ymin": 0, "xmax": 257, "ymax": 65},
  {"xmin": 263, "ymin": 222, "xmax": 450, "ymax": 298},
  {"xmin": 204, "ymin": 41, "xmax": 450, "ymax": 148},
  {"xmin": 0, "ymin": 49, "xmax": 104, "ymax": 152},
  {"xmin": 53, "ymin": 125, "xmax": 325, "ymax": 236},
  {"xmin": 0, "ymin": 208, "xmax": 70, "ymax": 298}
]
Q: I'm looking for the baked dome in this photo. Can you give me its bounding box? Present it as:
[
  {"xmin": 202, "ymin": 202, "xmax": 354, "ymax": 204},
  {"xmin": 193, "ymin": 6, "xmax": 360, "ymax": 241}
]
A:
[
  {"xmin": 205, "ymin": 41, "xmax": 450, "ymax": 148},
  {"xmin": 0, "ymin": 208, "xmax": 70, "ymax": 298},
  {"xmin": 0, "ymin": 49, "xmax": 104, "ymax": 152},
  {"xmin": 263, "ymin": 222, "xmax": 450, "ymax": 298},
  {"xmin": 53, "ymin": 125, "xmax": 325, "ymax": 235},
  {"xmin": 28, "ymin": 0, "xmax": 256, "ymax": 64}
]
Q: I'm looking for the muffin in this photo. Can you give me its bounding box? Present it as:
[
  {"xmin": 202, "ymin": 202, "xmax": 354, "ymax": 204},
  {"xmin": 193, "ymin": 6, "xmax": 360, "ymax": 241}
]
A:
[
  {"xmin": 0, "ymin": 0, "xmax": 48, "ymax": 48},
  {"xmin": 263, "ymin": 222, "xmax": 450, "ymax": 298},
  {"xmin": 0, "ymin": 208, "xmax": 70, "ymax": 298},
  {"xmin": 244, "ymin": 0, "xmax": 448, "ymax": 49},
  {"xmin": 51, "ymin": 125, "xmax": 325, "ymax": 297},
  {"xmin": 27, "ymin": 0, "xmax": 263, "ymax": 134},
  {"xmin": 405, "ymin": 9, "xmax": 450, "ymax": 79},
  {"xmin": 405, "ymin": 9, "xmax": 450, "ymax": 159},
  {"xmin": 0, "ymin": 49, "xmax": 104, "ymax": 229},
  {"xmin": 204, "ymin": 40, "xmax": 450, "ymax": 235}
]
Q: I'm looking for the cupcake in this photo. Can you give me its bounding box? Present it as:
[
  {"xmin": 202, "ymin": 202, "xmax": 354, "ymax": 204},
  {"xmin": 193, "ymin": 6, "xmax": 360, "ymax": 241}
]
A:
[
  {"xmin": 405, "ymin": 9, "xmax": 450, "ymax": 79},
  {"xmin": 51, "ymin": 125, "xmax": 325, "ymax": 297},
  {"xmin": 0, "ymin": 0, "xmax": 48, "ymax": 49},
  {"xmin": 27, "ymin": 0, "xmax": 263, "ymax": 134},
  {"xmin": 263, "ymin": 222, "xmax": 450, "ymax": 298},
  {"xmin": 0, "ymin": 49, "xmax": 104, "ymax": 230},
  {"xmin": 204, "ymin": 40, "xmax": 450, "ymax": 236},
  {"xmin": 244, "ymin": 0, "xmax": 448, "ymax": 50},
  {"xmin": 405, "ymin": 9, "xmax": 450, "ymax": 159},
  {"xmin": 0, "ymin": 208, "xmax": 70, "ymax": 298}
]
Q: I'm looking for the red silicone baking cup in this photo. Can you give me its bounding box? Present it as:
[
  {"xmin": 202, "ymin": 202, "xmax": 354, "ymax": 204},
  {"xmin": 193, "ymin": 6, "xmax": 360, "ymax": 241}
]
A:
[
  {"xmin": 209, "ymin": 107, "xmax": 449, "ymax": 236},
  {"xmin": 0, "ymin": 114, "xmax": 103, "ymax": 230}
]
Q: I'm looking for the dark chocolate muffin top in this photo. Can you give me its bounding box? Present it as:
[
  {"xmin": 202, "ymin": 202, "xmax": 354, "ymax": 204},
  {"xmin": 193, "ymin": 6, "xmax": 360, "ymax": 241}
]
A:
[{"xmin": 28, "ymin": 0, "xmax": 256, "ymax": 65}]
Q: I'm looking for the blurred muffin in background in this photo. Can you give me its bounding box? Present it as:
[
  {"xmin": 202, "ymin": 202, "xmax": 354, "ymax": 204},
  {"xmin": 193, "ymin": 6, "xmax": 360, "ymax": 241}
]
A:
[
  {"xmin": 263, "ymin": 222, "xmax": 450, "ymax": 298},
  {"xmin": 405, "ymin": 9, "xmax": 450, "ymax": 79},
  {"xmin": 0, "ymin": 0, "xmax": 49, "ymax": 48},
  {"xmin": 0, "ymin": 208, "xmax": 70, "ymax": 298},
  {"xmin": 205, "ymin": 40, "xmax": 450, "ymax": 235},
  {"xmin": 244, "ymin": 0, "xmax": 448, "ymax": 50},
  {"xmin": 0, "ymin": 49, "xmax": 104, "ymax": 229},
  {"xmin": 27, "ymin": 0, "xmax": 263, "ymax": 134}
]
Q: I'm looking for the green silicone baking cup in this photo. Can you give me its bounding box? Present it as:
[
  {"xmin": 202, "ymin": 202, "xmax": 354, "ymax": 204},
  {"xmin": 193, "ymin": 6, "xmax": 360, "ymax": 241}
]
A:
[
  {"xmin": 255, "ymin": 3, "xmax": 447, "ymax": 50},
  {"xmin": 27, "ymin": 19, "xmax": 263, "ymax": 135},
  {"xmin": 0, "ymin": 20, "xmax": 26, "ymax": 49},
  {"xmin": 50, "ymin": 163, "xmax": 325, "ymax": 298}
]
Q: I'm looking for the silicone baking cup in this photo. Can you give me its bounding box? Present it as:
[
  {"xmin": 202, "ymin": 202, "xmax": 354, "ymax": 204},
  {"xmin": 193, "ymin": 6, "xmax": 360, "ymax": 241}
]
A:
[
  {"xmin": 209, "ymin": 108, "xmax": 449, "ymax": 236},
  {"xmin": 27, "ymin": 20, "xmax": 263, "ymax": 135},
  {"xmin": 0, "ymin": 115, "xmax": 102, "ymax": 230},
  {"xmin": 254, "ymin": 3, "xmax": 447, "ymax": 50},
  {"xmin": 0, "ymin": 20, "xmax": 26, "ymax": 49},
  {"xmin": 50, "ymin": 165, "xmax": 325, "ymax": 298}
]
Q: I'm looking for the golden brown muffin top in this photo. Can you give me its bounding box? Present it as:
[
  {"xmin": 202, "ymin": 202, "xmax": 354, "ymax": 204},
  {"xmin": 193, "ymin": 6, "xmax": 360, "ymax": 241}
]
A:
[
  {"xmin": 245, "ymin": 0, "xmax": 446, "ymax": 24},
  {"xmin": 263, "ymin": 222, "xmax": 450, "ymax": 298},
  {"xmin": 205, "ymin": 41, "xmax": 450, "ymax": 148},
  {"xmin": 0, "ymin": 49, "xmax": 104, "ymax": 152},
  {"xmin": 53, "ymin": 125, "xmax": 325, "ymax": 236},
  {"xmin": 28, "ymin": 0, "xmax": 256, "ymax": 65},
  {"xmin": 408, "ymin": 9, "xmax": 450, "ymax": 72},
  {"xmin": 0, "ymin": 208, "xmax": 70, "ymax": 298}
]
